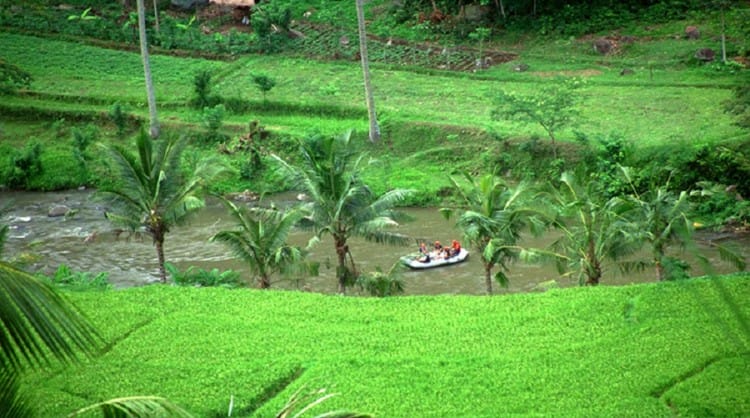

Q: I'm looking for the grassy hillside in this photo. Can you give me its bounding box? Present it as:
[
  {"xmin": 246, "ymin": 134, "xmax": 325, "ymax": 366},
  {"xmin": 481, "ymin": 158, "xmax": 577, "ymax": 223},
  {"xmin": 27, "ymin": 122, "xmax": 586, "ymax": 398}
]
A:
[
  {"xmin": 23, "ymin": 274, "xmax": 750, "ymax": 417},
  {"xmin": 1, "ymin": 27, "xmax": 747, "ymax": 204}
]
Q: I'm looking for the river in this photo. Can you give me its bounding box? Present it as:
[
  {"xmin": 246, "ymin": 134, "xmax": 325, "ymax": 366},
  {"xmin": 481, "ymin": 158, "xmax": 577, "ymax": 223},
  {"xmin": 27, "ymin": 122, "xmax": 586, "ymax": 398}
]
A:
[{"xmin": 1, "ymin": 189, "xmax": 747, "ymax": 295}]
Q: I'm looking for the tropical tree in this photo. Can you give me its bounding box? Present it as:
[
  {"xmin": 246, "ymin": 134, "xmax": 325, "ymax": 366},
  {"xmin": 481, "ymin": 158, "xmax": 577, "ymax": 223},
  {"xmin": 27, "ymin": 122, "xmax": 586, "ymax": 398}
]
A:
[
  {"xmin": 211, "ymin": 199, "xmax": 308, "ymax": 289},
  {"xmin": 491, "ymin": 78, "xmax": 582, "ymax": 158},
  {"xmin": 97, "ymin": 131, "xmax": 227, "ymax": 283},
  {"xmin": 272, "ymin": 130, "xmax": 413, "ymax": 294},
  {"xmin": 549, "ymin": 171, "xmax": 641, "ymax": 286},
  {"xmin": 620, "ymin": 168, "xmax": 745, "ymax": 281},
  {"xmin": 251, "ymin": 73, "xmax": 276, "ymax": 103},
  {"xmin": 136, "ymin": 0, "xmax": 160, "ymax": 138},
  {"xmin": 441, "ymin": 173, "xmax": 548, "ymax": 294},
  {"xmin": 355, "ymin": 0, "xmax": 380, "ymax": 143}
]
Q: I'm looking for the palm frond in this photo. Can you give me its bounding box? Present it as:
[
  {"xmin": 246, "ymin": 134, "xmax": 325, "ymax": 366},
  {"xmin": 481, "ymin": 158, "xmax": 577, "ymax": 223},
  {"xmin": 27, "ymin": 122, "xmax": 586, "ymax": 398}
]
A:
[
  {"xmin": 714, "ymin": 242, "xmax": 747, "ymax": 272},
  {"xmin": 68, "ymin": 396, "xmax": 194, "ymax": 418},
  {"xmin": 275, "ymin": 385, "xmax": 371, "ymax": 418},
  {"xmin": 0, "ymin": 261, "xmax": 101, "ymax": 375},
  {"xmin": 0, "ymin": 368, "xmax": 33, "ymax": 418}
]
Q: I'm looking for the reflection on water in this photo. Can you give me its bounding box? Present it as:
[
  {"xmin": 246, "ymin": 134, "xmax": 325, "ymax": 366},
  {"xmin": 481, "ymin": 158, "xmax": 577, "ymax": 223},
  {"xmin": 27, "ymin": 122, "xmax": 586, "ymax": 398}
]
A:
[{"xmin": 1, "ymin": 189, "xmax": 748, "ymax": 295}]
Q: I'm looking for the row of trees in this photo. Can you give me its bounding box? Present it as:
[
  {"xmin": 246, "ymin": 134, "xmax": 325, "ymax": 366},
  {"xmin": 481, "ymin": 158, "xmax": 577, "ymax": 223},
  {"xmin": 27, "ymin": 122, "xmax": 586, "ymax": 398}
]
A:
[
  {"xmin": 442, "ymin": 167, "xmax": 746, "ymax": 294},
  {"xmin": 94, "ymin": 125, "xmax": 745, "ymax": 295}
]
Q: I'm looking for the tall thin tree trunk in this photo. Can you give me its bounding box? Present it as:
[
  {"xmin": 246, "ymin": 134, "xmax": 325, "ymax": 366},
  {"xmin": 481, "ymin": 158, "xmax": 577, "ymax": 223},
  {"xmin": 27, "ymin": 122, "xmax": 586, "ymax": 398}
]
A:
[
  {"xmin": 495, "ymin": 0, "xmax": 506, "ymax": 19},
  {"xmin": 335, "ymin": 237, "xmax": 348, "ymax": 294},
  {"xmin": 585, "ymin": 238, "xmax": 600, "ymax": 285},
  {"xmin": 137, "ymin": 0, "xmax": 160, "ymax": 138},
  {"xmin": 720, "ymin": 8, "xmax": 727, "ymax": 64},
  {"xmin": 152, "ymin": 0, "xmax": 160, "ymax": 34},
  {"xmin": 355, "ymin": 0, "xmax": 380, "ymax": 143},
  {"xmin": 155, "ymin": 237, "xmax": 167, "ymax": 283},
  {"xmin": 655, "ymin": 259, "xmax": 665, "ymax": 281},
  {"xmin": 484, "ymin": 263, "xmax": 493, "ymax": 295}
]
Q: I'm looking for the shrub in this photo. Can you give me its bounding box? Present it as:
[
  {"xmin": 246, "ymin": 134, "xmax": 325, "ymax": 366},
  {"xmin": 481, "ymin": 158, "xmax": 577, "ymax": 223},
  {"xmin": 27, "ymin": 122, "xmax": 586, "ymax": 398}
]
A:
[
  {"xmin": 108, "ymin": 102, "xmax": 129, "ymax": 137},
  {"xmin": 356, "ymin": 265, "xmax": 405, "ymax": 297},
  {"xmin": 200, "ymin": 104, "xmax": 228, "ymax": 143},
  {"xmin": 192, "ymin": 70, "xmax": 220, "ymax": 109},
  {"xmin": 165, "ymin": 262, "xmax": 243, "ymax": 288},
  {"xmin": 0, "ymin": 59, "xmax": 32, "ymax": 94},
  {"xmin": 251, "ymin": 73, "xmax": 276, "ymax": 103},
  {"xmin": 3, "ymin": 141, "xmax": 43, "ymax": 189},
  {"xmin": 45, "ymin": 264, "xmax": 111, "ymax": 291}
]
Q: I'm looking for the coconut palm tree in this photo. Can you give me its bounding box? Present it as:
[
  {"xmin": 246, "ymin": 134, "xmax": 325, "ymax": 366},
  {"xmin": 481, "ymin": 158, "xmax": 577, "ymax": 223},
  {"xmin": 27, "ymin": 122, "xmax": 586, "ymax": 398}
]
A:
[
  {"xmin": 211, "ymin": 199, "xmax": 308, "ymax": 289},
  {"xmin": 97, "ymin": 131, "xmax": 227, "ymax": 283},
  {"xmin": 549, "ymin": 171, "xmax": 641, "ymax": 285},
  {"xmin": 273, "ymin": 130, "xmax": 412, "ymax": 294},
  {"xmin": 619, "ymin": 168, "xmax": 745, "ymax": 281},
  {"xmin": 355, "ymin": 0, "xmax": 380, "ymax": 143},
  {"xmin": 136, "ymin": 0, "xmax": 159, "ymax": 138},
  {"xmin": 441, "ymin": 173, "xmax": 548, "ymax": 294}
]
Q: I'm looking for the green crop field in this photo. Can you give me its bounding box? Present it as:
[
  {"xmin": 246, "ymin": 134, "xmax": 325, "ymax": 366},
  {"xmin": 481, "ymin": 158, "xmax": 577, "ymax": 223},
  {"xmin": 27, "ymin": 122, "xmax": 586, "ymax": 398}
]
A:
[
  {"xmin": 1, "ymin": 30, "xmax": 745, "ymax": 147},
  {"xmin": 22, "ymin": 274, "xmax": 750, "ymax": 417},
  {"xmin": 2, "ymin": 2, "xmax": 750, "ymax": 416}
]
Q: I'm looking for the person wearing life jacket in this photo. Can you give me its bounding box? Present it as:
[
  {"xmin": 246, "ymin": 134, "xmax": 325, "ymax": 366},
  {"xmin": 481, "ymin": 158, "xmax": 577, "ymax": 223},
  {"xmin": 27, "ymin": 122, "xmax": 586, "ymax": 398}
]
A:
[{"xmin": 450, "ymin": 240, "xmax": 461, "ymax": 257}]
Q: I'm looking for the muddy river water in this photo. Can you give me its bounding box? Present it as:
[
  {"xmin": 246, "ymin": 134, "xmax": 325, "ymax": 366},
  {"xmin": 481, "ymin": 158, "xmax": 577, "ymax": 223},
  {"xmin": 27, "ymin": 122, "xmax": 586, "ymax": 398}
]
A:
[{"xmin": 2, "ymin": 189, "xmax": 747, "ymax": 295}]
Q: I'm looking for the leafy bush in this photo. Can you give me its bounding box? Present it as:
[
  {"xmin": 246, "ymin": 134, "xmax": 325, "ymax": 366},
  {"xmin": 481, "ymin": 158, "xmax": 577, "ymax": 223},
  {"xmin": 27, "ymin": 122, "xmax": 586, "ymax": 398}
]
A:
[
  {"xmin": 251, "ymin": 73, "xmax": 276, "ymax": 103},
  {"xmin": 0, "ymin": 59, "xmax": 32, "ymax": 94},
  {"xmin": 108, "ymin": 102, "xmax": 129, "ymax": 137},
  {"xmin": 356, "ymin": 266, "xmax": 405, "ymax": 297},
  {"xmin": 200, "ymin": 104, "xmax": 228, "ymax": 143},
  {"xmin": 165, "ymin": 262, "xmax": 243, "ymax": 288},
  {"xmin": 251, "ymin": 2, "xmax": 293, "ymax": 52},
  {"xmin": 45, "ymin": 264, "xmax": 111, "ymax": 291},
  {"xmin": 3, "ymin": 141, "xmax": 43, "ymax": 189},
  {"xmin": 191, "ymin": 70, "xmax": 220, "ymax": 109}
]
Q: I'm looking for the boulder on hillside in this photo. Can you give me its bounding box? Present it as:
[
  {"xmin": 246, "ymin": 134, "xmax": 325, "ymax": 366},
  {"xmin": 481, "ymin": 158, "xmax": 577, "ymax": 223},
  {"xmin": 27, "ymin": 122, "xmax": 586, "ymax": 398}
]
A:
[
  {"xmin": 695, "ymin": 48, "xmax": 716, "ymax": 62},
  {"xmin": 593, "ymin": 38, "xmax": 616, "ymax": 55}
]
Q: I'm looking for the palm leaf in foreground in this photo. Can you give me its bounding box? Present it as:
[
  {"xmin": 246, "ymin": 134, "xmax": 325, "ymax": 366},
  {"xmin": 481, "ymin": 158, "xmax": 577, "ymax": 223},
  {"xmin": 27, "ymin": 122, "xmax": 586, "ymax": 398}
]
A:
[
  {"xmin": 276, "ymin": 386, "xmax": 372, "ymax": 418},
  {"xmin": 0, "ymin": 261, "xmax": 101, "ymax": 375},
  {"xmin": 68, "ymin": 396, "xmax": 194, "ymax": 418}
]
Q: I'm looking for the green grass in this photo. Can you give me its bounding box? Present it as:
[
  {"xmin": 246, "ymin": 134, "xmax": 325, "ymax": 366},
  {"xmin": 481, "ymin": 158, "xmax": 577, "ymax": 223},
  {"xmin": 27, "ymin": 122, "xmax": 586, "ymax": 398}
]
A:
[
  {"xmin": 2, "ymin": 29, "xmax": 745, "ymax": 148},
  {"xmin": 22, "ymin": 274, "xmax": 750, "ymax": 417}
]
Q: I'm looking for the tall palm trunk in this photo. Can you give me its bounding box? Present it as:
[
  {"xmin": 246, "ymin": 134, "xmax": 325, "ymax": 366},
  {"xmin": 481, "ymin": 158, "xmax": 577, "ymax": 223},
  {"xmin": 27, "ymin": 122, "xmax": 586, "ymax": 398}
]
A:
[
  {"xmin": 155, "ymin": 236, "xmax": 167, "ymax": 283},
  {"xmin": 654, "ymin": 244, "xmax": 666, "ymax": 281},
  {"xmin": 137, "ymin": 0, "xmax": 160, "ymax": 138},
  {"xmin": 655, "ymin": 258, "xmax": 665, "ymax": 281},
  {"xmin": 259, "ymin": 275, "xmax": 271, "ymax": 289},
  {"xmin": 355, "ymin": 0, "xmax": 380, "ymax": 143},
  {"xmin": 335, "ymin": 236, "xmax": 348, "ymax": 294},
  {"xmin": 585, "ymin": 237, "xmax": 601, "ymax": 285},
  {"xmin": 483, "ymin": 262, "xmax": 493, "ymax": 295},
  {"xmin": 152, "ymin": 0, "xmax": 160, "ymax": 34}
]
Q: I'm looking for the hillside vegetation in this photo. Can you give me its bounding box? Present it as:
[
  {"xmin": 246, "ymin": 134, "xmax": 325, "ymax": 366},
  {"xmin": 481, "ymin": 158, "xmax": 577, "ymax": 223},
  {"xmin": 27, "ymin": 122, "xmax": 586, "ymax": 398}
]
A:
[{"xmin": 1, "ymin": 1, "xmax": 748, "ymax": 212}]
